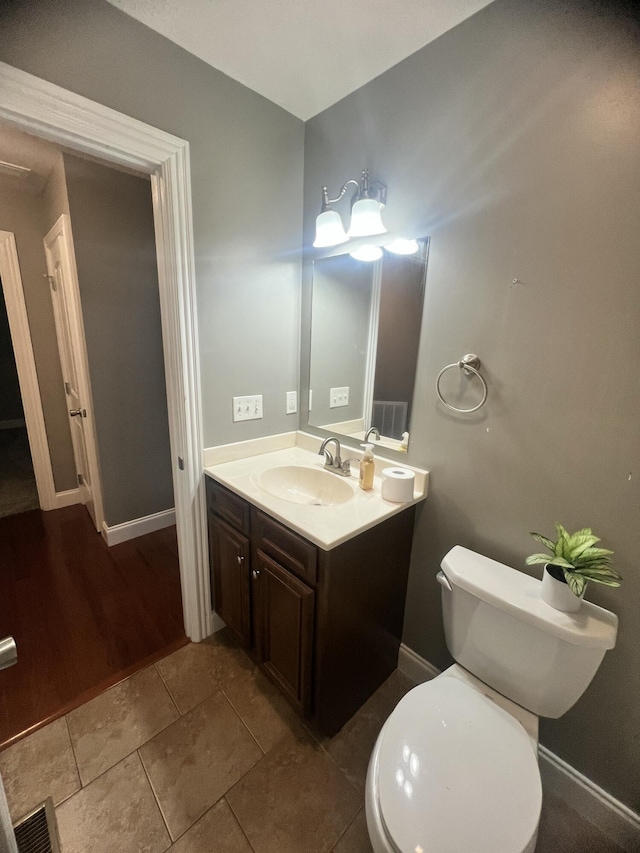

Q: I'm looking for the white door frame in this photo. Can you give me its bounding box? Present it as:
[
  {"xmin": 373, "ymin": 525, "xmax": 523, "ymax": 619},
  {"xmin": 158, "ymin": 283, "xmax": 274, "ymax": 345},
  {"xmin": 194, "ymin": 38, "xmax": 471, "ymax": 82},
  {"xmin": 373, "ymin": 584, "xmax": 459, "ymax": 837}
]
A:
[
  {"xmin": 0, "ymin": 61, "xmax": 211, "ymax": 642},
  {"xmin": 44, "ymin": 214, "xmax": 104, "ymax": 531},
  {"xmin": 0, "ymin": 230, "xmax": 60, "ymax": 510}
]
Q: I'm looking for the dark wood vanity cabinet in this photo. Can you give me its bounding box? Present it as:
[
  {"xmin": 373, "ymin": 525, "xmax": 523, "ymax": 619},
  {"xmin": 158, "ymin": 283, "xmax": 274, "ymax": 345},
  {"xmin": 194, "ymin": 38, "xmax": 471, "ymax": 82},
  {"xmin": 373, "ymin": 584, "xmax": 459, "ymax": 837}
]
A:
[
  {"xmin": 208, "ymin": 515, "xmax": 251, "ymax": 646},
  {"xmin": 252, "ymin": 549, "xmax": 314, "ymax": 714},
  {"xmin": 206, "ymin": 475, "xmax": 415, "ymax": 736}
]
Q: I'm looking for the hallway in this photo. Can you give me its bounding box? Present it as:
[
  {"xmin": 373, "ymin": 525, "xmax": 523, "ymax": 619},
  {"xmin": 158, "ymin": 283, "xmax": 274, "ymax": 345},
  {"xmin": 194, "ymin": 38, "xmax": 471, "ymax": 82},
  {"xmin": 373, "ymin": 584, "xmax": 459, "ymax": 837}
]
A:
[
  {"xmin": 0, "ymin": 503, "xmax": 185, "ymax": 746},
  {"xmin": 0, "ymin": 426, "xmax": 38, "ymax": 519}
]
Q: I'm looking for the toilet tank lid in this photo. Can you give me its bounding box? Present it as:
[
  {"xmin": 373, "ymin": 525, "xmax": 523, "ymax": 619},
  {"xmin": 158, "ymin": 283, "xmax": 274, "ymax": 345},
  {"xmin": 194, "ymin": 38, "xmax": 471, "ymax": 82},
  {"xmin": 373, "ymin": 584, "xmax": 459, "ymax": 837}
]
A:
[{"xmin": 441, "ymin": 546, "xmax": 618, "ymax": 650}]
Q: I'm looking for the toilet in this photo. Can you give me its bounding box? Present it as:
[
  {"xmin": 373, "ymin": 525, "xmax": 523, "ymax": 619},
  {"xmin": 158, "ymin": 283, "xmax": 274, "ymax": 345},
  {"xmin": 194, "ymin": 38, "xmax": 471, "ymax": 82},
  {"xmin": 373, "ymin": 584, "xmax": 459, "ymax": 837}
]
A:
[{"xmin": 365, "ymin": 545, "xmax": 618, "ymax": 853}]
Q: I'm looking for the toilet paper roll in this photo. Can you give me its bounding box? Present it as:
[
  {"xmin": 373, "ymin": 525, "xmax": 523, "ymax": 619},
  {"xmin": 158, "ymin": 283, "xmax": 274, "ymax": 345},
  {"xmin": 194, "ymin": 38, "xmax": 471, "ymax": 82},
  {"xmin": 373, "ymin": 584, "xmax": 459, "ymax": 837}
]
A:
[{"xmin": 381, "ymin": 467, "xmax": 415, "ymax": 502}]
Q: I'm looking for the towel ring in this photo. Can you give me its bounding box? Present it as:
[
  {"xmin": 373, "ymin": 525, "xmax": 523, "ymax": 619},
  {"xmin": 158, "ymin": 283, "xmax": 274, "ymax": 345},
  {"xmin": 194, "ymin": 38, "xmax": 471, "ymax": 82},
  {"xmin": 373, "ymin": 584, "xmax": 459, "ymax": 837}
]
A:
[{"xmin": 436, "ymin": 354, "xmax": 488, "ymax": 413}]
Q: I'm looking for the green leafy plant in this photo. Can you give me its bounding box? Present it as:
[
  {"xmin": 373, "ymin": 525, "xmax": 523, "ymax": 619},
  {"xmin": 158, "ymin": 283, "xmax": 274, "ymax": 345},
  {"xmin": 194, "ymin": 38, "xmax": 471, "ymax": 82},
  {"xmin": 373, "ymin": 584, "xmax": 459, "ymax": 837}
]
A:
[{"xmin": 526, "ymin": 523, "xmax": 622, "ymax": 597}]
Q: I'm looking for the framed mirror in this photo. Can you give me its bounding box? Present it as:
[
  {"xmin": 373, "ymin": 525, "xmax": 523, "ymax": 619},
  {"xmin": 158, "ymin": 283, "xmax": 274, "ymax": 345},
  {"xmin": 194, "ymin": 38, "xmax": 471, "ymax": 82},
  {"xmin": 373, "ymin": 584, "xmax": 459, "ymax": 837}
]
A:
[{"xmin": 305, "ymin": 238, "xmax": 429, "ymax": 453}]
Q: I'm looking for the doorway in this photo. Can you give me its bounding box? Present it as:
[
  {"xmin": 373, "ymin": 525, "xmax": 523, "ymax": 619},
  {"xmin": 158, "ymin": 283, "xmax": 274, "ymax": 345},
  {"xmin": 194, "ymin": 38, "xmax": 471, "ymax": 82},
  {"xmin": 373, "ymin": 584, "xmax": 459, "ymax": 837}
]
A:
[
  {"xmin": 0, "ymin": 281, "xmax": 38, "ymax": 518},
  {"xmin": 0, "ymin": 61, "xmax": 212, "ymax": 648},
  {"xmin": 0, "ymin": 122, "xmax": 190, "ymax": 745}
]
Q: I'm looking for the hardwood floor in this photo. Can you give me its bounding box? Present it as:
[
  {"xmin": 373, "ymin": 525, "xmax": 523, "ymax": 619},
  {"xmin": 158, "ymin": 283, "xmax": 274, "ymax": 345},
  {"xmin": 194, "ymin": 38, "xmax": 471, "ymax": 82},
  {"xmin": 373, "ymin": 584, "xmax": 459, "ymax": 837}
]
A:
[{"xmin": 0, "ymin": 504, "xmax": 186, "ymax": 748}]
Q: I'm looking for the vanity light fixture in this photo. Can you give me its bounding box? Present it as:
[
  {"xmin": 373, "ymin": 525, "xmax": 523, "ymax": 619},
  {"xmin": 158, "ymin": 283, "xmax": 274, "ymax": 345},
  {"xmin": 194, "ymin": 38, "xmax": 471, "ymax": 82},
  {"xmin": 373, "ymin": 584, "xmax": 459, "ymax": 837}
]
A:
[
  {"xmin": 313, "ymin": 168, "xmax": 387, "ymax": 248},
  {"xmin": 384, "ymin": 237, "xmax": 419, "ymax": 255}
]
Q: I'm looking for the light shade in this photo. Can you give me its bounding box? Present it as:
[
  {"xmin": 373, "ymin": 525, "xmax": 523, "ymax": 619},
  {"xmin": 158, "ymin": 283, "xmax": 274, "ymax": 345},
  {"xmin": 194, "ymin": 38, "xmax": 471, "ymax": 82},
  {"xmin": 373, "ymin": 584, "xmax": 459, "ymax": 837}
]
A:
[
  {"xmin": 384, "ymin": 238, "xmax": 419, "ymax": 255},
  {"xmin": 313, "ymin": 209, "xmax": 348, "ymax": 248},
  {"xmin": 347, "ymin": 197, "xmax": 386, "ymax": 238},
  {"xmin": 349, "ymin": 244, "xmax": 383, "ymax": 262}
]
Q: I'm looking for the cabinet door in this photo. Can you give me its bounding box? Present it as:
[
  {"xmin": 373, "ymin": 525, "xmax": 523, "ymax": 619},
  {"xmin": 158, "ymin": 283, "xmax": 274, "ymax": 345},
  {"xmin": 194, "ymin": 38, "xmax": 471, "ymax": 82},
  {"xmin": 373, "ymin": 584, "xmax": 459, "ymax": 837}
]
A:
[
  {"xmin": 253, "ymin": 550, "xmax": 314, "ymax": 714},
  {"xmin": 209, "ymin": 515, "xmax": 251, "ymax": 646}
]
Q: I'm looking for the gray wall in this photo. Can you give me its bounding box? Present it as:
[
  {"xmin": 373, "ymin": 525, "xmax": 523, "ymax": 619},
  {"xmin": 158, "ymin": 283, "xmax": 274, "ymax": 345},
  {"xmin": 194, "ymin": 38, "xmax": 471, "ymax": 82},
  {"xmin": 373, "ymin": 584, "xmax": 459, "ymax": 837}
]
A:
[
  {"xmin": 309, "ymin": 254, "xmax": 371, "ymax": 426},
  {"xmin": 64, "ymin": 153, "xmax": 174, "ymax": 526},
  {"xmin": 0, "ymin": 185, "xmax": 76, "ymax": 491},
  {"xmin": 0, "ymin": 0, "xmax": 304, "ymax": 449},
  {"xmin": 303, "ymin": 0, "xmax": 640, "ymax": 809}
]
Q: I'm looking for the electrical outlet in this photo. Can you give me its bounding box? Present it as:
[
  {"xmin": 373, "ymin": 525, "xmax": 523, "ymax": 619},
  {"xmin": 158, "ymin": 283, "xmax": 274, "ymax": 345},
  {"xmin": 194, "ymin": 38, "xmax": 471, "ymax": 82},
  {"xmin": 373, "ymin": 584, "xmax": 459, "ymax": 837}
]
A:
[
  {"xmin": 233, "ymin": 395, "xmax": 263, "ymax": 422},
  {"xmin": 286, "ymin": 391, "xmax": 297, "ymax": 414},
  {"xmin": 330, "ymin": 386, "xmax": 349, "ymax": 408}
]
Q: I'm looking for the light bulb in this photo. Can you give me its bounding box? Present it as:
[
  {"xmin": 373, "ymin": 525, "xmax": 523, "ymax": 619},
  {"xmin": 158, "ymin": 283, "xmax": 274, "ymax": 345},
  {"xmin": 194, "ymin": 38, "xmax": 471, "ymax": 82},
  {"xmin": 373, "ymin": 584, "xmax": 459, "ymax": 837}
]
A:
[
  {"xmin": 384, "ymin": 238, "xmax": 419, "ymax": 255},
  {"xmin": 349, "ymin": 244, "xmax": 383, "ymax": 262}
]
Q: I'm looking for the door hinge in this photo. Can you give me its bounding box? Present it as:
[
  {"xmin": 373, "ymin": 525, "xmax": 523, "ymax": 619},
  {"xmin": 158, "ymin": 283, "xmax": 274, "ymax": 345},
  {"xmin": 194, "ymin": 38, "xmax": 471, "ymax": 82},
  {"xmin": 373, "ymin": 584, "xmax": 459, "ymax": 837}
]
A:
[
  {"xmin": 178, "ymin": 456, "xmax": 184, "ymax": 470},
  {"xmin": 77, "ymin": 473, "xmax": 83, "ymax": 486},
  {"xmin": 48, "ymin": 274, "xmax": 56, "ymax": 291}
]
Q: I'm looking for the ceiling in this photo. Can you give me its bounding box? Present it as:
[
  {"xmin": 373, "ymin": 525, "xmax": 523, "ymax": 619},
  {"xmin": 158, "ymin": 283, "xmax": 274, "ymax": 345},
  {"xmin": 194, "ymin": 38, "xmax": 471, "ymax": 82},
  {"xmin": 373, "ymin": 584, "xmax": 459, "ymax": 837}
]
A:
[{"xmin": 106, "ymin": 0, "xmax": 494, "ymax": 120}]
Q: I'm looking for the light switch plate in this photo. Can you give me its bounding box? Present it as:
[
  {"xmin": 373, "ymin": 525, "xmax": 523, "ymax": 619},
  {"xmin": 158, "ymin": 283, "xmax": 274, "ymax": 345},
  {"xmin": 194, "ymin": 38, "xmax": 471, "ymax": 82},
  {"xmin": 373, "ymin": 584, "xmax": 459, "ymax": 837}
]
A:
[
  {"xmin": 330, "ymin": 386, "xmax": 349, "ymax": 408},
  {"xmin": 233, "ymin": 395, "xmax": 263, "ymax": 422},
  {"xmin": 286, "ymin": 391, "xmax": 297, "ymax": 414}
]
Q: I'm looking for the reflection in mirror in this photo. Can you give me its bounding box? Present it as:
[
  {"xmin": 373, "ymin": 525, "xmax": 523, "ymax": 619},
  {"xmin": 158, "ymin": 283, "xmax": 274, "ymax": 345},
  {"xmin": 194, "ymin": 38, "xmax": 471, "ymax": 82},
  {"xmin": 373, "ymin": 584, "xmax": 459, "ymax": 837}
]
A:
[{"xmin": 308, "ymin": 239, "xmax": 428, "ymax": 453}]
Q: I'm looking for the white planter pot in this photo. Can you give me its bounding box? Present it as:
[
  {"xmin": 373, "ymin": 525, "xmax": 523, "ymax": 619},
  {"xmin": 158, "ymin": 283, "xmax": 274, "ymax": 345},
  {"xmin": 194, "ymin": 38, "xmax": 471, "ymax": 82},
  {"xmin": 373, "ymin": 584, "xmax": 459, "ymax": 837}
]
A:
[{"xmin": 541, "ymin": 564, "xmax": 584, "ymax": 612}]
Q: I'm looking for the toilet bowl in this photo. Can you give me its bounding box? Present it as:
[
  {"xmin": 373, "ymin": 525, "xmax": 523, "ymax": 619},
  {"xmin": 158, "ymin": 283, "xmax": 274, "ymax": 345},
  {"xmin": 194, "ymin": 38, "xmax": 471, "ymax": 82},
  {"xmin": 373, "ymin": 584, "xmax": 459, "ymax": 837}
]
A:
[
  {"xmin": 365, "ymin": 545, "xmax": 618, "ymax": 853},
  {"xmin": 365, "ymin": 667, "xmax": 541, "ymax": 853}
]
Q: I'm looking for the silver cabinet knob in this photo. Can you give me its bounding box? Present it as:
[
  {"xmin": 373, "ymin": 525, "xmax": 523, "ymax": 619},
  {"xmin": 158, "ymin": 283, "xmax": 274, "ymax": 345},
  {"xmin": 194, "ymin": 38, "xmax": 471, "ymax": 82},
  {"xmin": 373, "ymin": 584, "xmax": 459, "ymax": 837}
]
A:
[
  {"xmin": 252, "ymin": 569, "xmax": 260, "ymax": 579},
  {"xmin": 237, "ymin": 555, "xmax": 244, "ymax": 565},
  {"xmin": 0, "ymin": 636, "xmax": 17, "ymax": 671}
]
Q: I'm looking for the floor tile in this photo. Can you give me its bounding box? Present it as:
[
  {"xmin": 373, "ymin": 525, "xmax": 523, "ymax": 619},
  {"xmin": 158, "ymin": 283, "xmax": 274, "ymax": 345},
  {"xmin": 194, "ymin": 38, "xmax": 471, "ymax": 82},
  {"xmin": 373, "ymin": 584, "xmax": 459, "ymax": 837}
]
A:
[
  {"xmin": 155, "ymin": 631, "xmax": 253, "ymax": 715},
  {"xmin": 168, "ymin": 798, "xmax": 252, "ymax": 853},
  {"xmin": 223, "ymin": 665, "xmax": 307, "ymax": 753},
  {"xmin": 333, "ymin": 809, "xmax": 373, "ymax": 853},
  {"xmin": 55, "ymin": 752, "xmax": 170, "ymax": 853},
  {"xmin": 139, "ymin": 690, "xmax": 261, "ymax": 840},
  {"xmin": 376, "ymin": 670, "xmax": 417, "ymax": 707},
  {"xmin": 0, "ymin": 717, "xmax": 80, "ymax": 821},
  {"xmin": 324, "ymin": 688, "xmax": 393, "ymax": 792},
  {"xmin": 67, "ymin": 666, "xmax": 179, "ymax": 784},
  {"xmin": 227, "ymin": 729, "xmax": 361, "ymax": 853}
]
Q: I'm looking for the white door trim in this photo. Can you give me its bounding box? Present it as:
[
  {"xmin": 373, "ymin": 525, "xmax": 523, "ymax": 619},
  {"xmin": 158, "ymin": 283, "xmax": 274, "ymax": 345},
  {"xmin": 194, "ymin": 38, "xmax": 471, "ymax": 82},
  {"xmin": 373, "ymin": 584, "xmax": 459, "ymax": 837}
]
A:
[
  {"xmin": 44, "ymin": 213, "xmax": 105, "ymax": 532},
  {"xmin": 0, "ymin": 229, "xmax": 57, "ymax": 510},
  {"xmin": 0, "ymin": 61, "xmax": 211, "ymax": 641}
]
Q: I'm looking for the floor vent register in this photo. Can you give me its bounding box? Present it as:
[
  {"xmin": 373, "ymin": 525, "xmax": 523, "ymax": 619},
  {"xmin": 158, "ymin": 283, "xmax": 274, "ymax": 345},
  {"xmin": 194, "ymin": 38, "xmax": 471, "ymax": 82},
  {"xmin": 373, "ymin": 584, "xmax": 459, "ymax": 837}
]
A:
[{"xmin": 13, "ymin": 799, "xmax": 60, "ymax": 853}]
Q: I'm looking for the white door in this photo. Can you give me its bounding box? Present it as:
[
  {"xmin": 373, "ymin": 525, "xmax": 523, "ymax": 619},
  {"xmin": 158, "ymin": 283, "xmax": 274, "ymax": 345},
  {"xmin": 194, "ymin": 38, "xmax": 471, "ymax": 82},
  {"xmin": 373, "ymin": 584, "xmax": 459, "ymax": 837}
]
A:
[{"xmin": 43, "ymin": 215, "xmax": 104, "ymax": 532}]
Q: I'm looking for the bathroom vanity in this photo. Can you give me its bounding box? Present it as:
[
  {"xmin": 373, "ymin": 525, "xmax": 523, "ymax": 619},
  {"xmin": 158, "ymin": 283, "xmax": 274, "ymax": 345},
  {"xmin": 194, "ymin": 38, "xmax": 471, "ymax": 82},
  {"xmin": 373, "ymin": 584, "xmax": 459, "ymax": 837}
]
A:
[{"xmin": 204, "ymin": 435, "xmax": 427, "ymax": 735}]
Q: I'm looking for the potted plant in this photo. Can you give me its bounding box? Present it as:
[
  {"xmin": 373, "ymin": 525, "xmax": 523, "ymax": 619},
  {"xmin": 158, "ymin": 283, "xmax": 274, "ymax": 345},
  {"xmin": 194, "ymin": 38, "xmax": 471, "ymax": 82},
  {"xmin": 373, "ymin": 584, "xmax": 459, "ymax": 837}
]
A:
[{"xmin": 526, "ymin": 523, "xmax": 622, "ymax": 612}]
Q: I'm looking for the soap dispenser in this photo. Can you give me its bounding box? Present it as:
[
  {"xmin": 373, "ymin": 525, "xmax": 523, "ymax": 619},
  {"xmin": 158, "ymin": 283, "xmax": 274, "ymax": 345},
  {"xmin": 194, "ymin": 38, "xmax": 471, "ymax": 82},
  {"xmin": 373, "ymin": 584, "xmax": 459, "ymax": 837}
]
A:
[{"xmin": 359, "ymin": 443, "xmax": 375, "ymax": 491}]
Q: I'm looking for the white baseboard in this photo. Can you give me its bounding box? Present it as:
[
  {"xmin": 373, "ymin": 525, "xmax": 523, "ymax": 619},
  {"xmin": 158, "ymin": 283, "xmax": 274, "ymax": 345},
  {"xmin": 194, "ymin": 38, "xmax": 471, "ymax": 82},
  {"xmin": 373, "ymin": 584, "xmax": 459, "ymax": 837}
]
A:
[
  {"xmin": 397, "ymin": 644, "xmax": 640, "ymax": 852},
  {"xmin": 53, "ymin": 488, "xmax": 81, "ymax": 509},
  {"xmin": 538, "ymin": 746, "xmax": 640, "ymax": 851},
  {"xmin": 101, "ymin": 507, "xmax": 176, "ymax": 547},
  {"xmin": 211, "ymin": 611, "xmax": 226, "ymax": 633},
  {"xmin": 398, "ymin": 642, "xmax": 440, "ymax": 683}
]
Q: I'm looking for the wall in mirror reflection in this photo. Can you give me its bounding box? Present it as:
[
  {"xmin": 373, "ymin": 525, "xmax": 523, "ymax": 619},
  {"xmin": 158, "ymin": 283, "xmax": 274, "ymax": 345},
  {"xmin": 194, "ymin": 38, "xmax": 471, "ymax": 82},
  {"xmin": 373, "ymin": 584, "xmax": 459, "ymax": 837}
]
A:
[{"xmin": 308, "ymin": 239, "xmax": 429, "ymax": 453}]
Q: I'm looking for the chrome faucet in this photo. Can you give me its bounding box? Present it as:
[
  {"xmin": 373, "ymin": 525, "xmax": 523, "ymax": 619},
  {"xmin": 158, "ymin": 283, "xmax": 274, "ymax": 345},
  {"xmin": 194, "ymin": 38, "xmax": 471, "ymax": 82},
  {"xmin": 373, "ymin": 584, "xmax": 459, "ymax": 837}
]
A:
[
  {"xmin": 318, "ymin": 437, "xmax": 354, "ymax": 476},
  {"xmin": 365, "ymin": 427, "xmax": 380, "ymax": 442}
]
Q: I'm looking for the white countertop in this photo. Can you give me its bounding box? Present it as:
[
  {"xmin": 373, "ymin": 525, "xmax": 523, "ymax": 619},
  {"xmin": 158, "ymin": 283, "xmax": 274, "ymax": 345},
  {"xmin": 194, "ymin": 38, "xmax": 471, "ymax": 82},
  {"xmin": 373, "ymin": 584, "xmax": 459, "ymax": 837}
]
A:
[{"xmin": 203, "ymin": 432, "xmax": 428, "ymax": 550}]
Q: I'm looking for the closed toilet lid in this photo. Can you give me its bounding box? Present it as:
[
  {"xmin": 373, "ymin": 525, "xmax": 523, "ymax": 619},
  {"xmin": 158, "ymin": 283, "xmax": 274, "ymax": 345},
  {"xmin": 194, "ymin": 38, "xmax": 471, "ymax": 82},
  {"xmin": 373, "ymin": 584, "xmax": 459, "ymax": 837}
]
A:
[{"xmin": 377, "ymin": 677, "xmax": 542, "ymax": 853}]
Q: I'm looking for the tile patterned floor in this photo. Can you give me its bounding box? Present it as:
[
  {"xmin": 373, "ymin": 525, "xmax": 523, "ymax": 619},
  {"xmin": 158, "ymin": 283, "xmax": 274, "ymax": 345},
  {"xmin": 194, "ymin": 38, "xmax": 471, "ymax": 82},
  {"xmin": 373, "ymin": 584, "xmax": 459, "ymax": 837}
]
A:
[{"xmin": 0, "ymin": 629, "xmax": 627, "ymax": 853}]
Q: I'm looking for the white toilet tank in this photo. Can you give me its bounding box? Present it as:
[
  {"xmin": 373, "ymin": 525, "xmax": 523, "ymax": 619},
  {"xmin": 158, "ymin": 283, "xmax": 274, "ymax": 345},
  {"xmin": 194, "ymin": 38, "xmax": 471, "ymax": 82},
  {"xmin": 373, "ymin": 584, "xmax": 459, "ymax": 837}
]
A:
[{"xmin": 439, "ymin": 546, "xmax": 618, "ymax": 718}]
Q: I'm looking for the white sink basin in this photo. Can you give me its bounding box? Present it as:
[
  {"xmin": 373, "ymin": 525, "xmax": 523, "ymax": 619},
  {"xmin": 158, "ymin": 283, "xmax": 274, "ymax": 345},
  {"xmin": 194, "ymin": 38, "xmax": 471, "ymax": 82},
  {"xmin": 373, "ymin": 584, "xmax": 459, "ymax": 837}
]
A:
[{"xmin": 255, "ymin": 465, "xmax": 354, "ymax": 506}]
